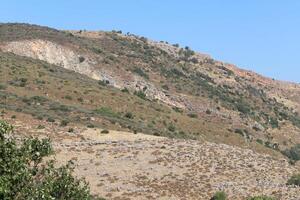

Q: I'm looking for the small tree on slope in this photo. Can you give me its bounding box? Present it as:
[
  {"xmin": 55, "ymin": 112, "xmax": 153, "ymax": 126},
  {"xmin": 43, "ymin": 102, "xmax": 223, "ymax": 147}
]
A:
[{"xmin": 0, "ymin": 120, "xmax": 99, "ymax": 200}]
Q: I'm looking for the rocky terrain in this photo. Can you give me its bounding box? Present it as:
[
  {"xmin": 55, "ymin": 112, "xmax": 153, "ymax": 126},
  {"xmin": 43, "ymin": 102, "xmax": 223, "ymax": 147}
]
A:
[
  {"xmin": 55, "ymin": 133, "xmax": 300, "ymax": 200},
  {"xmin": 4, "ymin": 115, "xmax": 300, "ymax": 200},
  {"xmin": 1, "ymin": 23, "xmax": 300, "ymax": 199}
]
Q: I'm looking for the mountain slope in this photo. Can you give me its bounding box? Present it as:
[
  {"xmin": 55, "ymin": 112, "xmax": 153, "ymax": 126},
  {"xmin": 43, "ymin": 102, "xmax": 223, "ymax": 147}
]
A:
[{"xmin": 0, "ymin": 23, "xmax": 300, "ymax": 156}]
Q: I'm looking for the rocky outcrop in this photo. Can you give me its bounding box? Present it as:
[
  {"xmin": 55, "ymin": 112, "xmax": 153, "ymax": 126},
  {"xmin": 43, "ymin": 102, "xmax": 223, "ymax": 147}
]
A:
[
  {"xmin": 0, "ymin": 39, "xmax": 185, "ymax": 108},
  {"xmin": 0, "ymin": 39, "xmax": 103, "ymax": 80}
]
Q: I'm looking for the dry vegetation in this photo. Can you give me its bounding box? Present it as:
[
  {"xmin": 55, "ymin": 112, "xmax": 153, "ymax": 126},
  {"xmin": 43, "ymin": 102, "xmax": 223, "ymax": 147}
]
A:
[{"xmin": 0, "ymin": 23, "xmax": 300, "ymax": 199}]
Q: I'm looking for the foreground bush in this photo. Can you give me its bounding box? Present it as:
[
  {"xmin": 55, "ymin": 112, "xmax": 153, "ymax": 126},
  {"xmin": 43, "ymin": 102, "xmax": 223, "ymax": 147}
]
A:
[
  {"xmin": 0, "ymin": 120, "xmax": 98, "ymax": 199},
  {"xmin": 210, "ymin": 191, "xmax": 226, "ymax": 200}
]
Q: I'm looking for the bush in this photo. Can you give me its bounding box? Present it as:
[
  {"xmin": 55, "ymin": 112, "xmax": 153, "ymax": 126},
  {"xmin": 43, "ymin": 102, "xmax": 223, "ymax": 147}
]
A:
[
  {"xmin": 68, "ymin": 128, "xmax": 74, "ymax": 133},
  {"xmin": 287, "ymin": 174, "xmax": 300, "ymax": 186},
  {"xmin": 282, "ymin": 144, "xmax": 300, "ymax": 162},
  {"xmin": 211, "ymin": 191, "xmax": 226, "ymax": 200},
  {"xmin": 121, "ymin": 87, "xmax": 129, "ymax": 93},
  {"xmin": 94, "ymin": 107, "xmax": 119, "ymax": 118},
  {"xmin": 134, "ymin": 91, "xmax": 147, "ymax": 100},
  {"xmin": 9, "ymin": 77, "xmax": 27, "ymax": 87},
  {"xmin": 172, "ymin": 107, "xmax": 183, "ymax": 113},
  {"xmin": 132, "ymin": 67, "xmax": 149, "ymax": 79},
  {"xmin": 236, "ymin": 101, "xmax": 251, "ymax": 114},
  {"xmin": 206, "ymin": 109, "xmax": 212, "ymax": 114},
  {"xmin": 269, "ymin": 117, "xmax": 279, "ymax": 128},
  {"xmin": 124, "ymin": 112, "xmax": 134, "ymax": 119},
  {"xmin": 168, "ymin": 124, "xmax": 176, "ymax": 132},
  {"xmin": 161, "ymin": 84, "xmax": 169, "ymax": 90},
  {"xmin": 47, "ymin": 117, "xmax": 55, "ymax": 123},
  {"xmin": 87, "ymin": 124, "xmax": 95, "ymax": 128},
  {"xmin": 101, "ymin": 129, "xmax": 109, "ymax": 134},
  {"xmin": 98, "ymin": 80, "xmax": 109, "ymax": 86},
  {"xmin": 64, "ymin": 95, "xmax": 72, "ymax": 100},
  {"xmin": 187, "ymin": 113, "xmax": 198, "ymax": 118},
  {"xmin": 0, "ymin": 120, "xmax": 96, "ymax": 199},
  {"xmin": 234, "ymin": 129, "xmax": 244, "ymax": 136},
  {"xmin": 37, "ymin": 124, "xmax": 45, "ymax": 129},
  {"xmin": 0, "ymin": 84, "xmax": 7, "ymax": 90},
  {"xmin": 60, "ymin": 119, "xmax": 69, "ymax": 127},
  {"xmin": 78, "ymin": 56, "xmax": 85, "ymax": 63}
]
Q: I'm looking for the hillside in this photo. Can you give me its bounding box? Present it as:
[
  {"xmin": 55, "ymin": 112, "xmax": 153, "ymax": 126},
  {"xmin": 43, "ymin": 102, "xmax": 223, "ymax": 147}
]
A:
[
  {"xmin": 0, "ymin": 23, "xmax": 300, "ymax": 199},
  {"xmin": 1, "ymin": 23, "xmax": 300, "ymax": 153}
]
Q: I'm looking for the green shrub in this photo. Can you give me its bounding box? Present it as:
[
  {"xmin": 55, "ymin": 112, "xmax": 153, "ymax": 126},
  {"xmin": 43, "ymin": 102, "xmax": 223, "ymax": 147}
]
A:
[
  {"xmin": 161, "ymin": 84, "xmax": 169, "ymax": 90},
  {"xmin": 132, "ymin": 67, "xmax": 149, "ymax": 79},
  {"xmin": 68, "ymin": 128, "xmax": 74, "ymax": 133},
  {"xmin": 124, "ymin": 112, "xmax": 134, "ymax": 119},
  {"xmin": 64, "ymin": 95, "xmax": 72, "ymax": 100},
  {"xmin": 168, "ymin": 124, "xmax": 176, "ymax": 132},
  {"xmin": 206, "ymin": 109, "xmax": 212, "ymax": 114},
  {"xmin": 0, "ymin": 84, "xmax": 7, "ymax": 90},
  {"xmin": 9, "ymin": 77, "xmax": 28, "ymax": 87},
  {"xmin": 172, "ymin": 107, "xmax": 183, "ymax": 113},
  {"xmin": 210, "ymin": 191, "xmax": 226, "ymax": 200},
  {"xmin": 98, "ymin": 80, "xmax": 109, "ymax": 86},
  {"xmin": 37, "ymin": 124, "xmax": 45, "ymax": 129},
  {"xmin": 78, "ymin": 56, "xmax": 85, "ymax": 63},
  {"xmin": 94, "ymin": 107, "xmax": 119, "ymax": 118},
  {"xmin": 287, "ymin": 174, "xmax": 300, "ymax": 186},
  {"xmin": 234, "ymin": 129, "xmax": 244, "ymax": 136},
  {"xmin": 77, "ymin": 97, "xmax": 84, "ymax": 102},
  {"xmin": 121, "ymin": 87, "xmax": 129, "ymax": 93},
  {"xmin": 236, "ymin": 101, "xmax": 251, "ymax": 114},
  {"xmin": 256, "ymin": 139, "xmax": 264, "ymax": 145},
  {"xmin": 187, "ymin": 113, "xmax": 198, "ymax": 118},
  {"xmin": 0, "ymin": 120, "xmax": 96, "ymax": 199},
  {"xmin": 87, "ymin": 124, "xmax": 95, "ymax": 128},
  {"xmin": 60, "ymin": 119, "xmax": 69, "ymax": 127},
  {"xmin": 47, "ymin": 117, "xmax": 55, "ymax": 123},
  {"xmin": 101, "ymin": 129, "xmax": 109, "ymax": 134},
  {"xmin": 282, "ymin": 144, "xmax": 300, "ymax": 161},
  {"xmin": 134, "ymin": 91, "xmax": 147, "ymax": 100},
  {"xmin": 269, "ymin": 117, "xmax": 279, "ymax": 128}
]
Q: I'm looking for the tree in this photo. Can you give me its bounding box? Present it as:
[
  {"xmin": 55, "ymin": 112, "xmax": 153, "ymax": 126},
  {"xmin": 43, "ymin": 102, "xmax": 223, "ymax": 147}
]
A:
[{"xmin": 0, "ymin": 120, "xmax": 100, "ymax": 199}]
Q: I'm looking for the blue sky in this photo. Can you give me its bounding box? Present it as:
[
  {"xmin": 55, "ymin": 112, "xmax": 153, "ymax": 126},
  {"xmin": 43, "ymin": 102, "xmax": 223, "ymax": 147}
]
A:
[{"xmin": 1, "ymin": 0, "xmax": 299, "ymax": 83}]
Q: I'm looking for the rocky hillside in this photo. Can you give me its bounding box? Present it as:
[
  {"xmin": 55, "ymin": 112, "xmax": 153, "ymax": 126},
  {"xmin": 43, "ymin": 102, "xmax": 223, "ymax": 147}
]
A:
[
  {"xmin": 1, "ymin": 23, "xmax": 300, "ymax": 156},
  {"xmin": 1, "ymin": 23, "xmax": 300, "ymax": 199}
]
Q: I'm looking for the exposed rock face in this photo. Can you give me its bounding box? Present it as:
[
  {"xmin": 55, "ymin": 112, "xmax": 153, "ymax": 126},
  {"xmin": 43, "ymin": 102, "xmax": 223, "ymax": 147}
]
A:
[
  {"xmin": 1, "ymin": 39, "xmax": 100, "ymax": 80},
  {"xmin": 0, "ymin": 39, "xmax": 185, "ymax": 108}
]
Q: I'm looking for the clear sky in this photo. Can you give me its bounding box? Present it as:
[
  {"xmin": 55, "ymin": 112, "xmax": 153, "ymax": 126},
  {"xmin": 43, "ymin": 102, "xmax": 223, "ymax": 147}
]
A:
[{"xmin": 1, "ymin": 0, "xmax": 299, "ymax": 83}]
